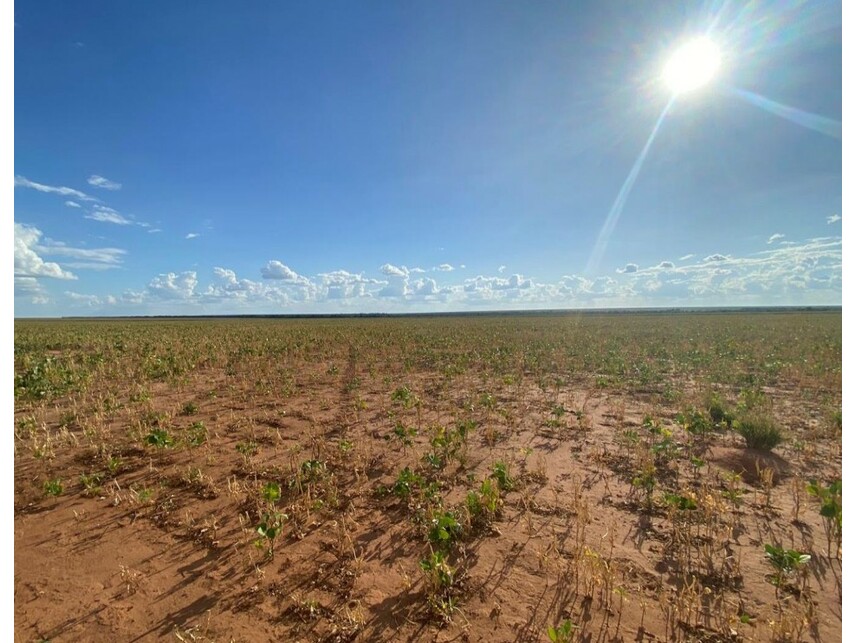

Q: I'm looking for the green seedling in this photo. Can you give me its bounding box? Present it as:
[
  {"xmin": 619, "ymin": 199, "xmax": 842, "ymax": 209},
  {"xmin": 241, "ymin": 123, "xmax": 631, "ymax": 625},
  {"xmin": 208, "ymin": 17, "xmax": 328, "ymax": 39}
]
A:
[
  {"xmin": 427, "ymin": 510, "xmax": 462, "ymax": 549},
  {"xmin": 662, "ymin": 492, "xmax": 697, "ymax": 511},
  {"xmin": 186, "ymin": 421, "xmax": 207, "ymax": 446},
  {"xmin": 145, "ymin": 428, "xmax": 174, "ymax": 448},
  {"xmin": 300, "ymin": 459, "xmax": 325, "ymax": 480},
  {"xmin": 807, "ymin": 478, "xmax": 842, "ymax": 554},
  {"xmin": 391, "ymin": 386, "xmax": 414, "ymax": 406},
  {"xmin": 676, "ymin": 407, "xmax": 711, "ymax": 436},
  {"xmin": 43, "ymin": 478, "xmax": 63, "ymax": 497},
  {"xmin": 236, "ymin": 441, "xmax": 258, "ymax": 458},
  {"xmin": 256, "ymin": 511, "xmax": 288, "ymax": 559},
  {"xmin": 764, "ymin": 544, "xmax": 810, "ymax": 587},
  {"xmin": 547, "ymin": 619, "xmax": 578, "ymax": 642},
  {"xmin": 106, "ymin": 456, "xmax": 122, "ymax": 476},
  {"xmin": 179, "ymin": 401, "xmax": 198, "ymax": 416},
  {"xmin": 491, "ymin": 461, "xmax": 515, "ymax": 491},
  {"xmin": 465, "ymin": 478, "xmax": 502, "ymax": 526},
  {"xmin": 392, "ymin": 467, "xmax": 424, "ymax": 499},
  {"xmin": 79, "ymin": 472, "xmax": 103, "ymax": 497},
  {"xmin": 261, "ymin": 482, "xmax": 281, "ymax": 504},
  {"xmin": 420, "ymin": 549, "xmax": 455, "ymax": 591},
  {"xmin": 391, "ymin": 422, "xmax": 418, "ymax": 447}
]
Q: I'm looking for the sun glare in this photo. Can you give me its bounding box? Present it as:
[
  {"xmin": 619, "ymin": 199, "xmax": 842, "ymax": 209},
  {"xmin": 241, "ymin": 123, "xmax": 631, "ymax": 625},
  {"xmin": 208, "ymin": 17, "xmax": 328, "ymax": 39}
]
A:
[{"xmin": 662, "ymin": 37, "xmax": 721, "ymax": 95}]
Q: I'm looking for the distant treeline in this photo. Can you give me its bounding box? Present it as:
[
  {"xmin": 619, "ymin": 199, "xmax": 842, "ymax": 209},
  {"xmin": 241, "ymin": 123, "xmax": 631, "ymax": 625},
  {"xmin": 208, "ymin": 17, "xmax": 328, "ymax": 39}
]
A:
[{"xmin": 32, "ymin": 305, "xmax": 842, "ymax": 322}]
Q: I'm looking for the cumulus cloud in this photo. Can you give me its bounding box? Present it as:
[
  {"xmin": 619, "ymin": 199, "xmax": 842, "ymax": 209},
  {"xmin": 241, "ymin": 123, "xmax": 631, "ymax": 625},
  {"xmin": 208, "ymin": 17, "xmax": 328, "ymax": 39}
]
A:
[
  {"xmin": 87, "ymin": 175, "xmax": 122, "ymax": 190},
  {"xmin": 380, "ymin": 264, "xmax": 409, "ymax": 278},
  {"xmin": 14, "ymin": 223, "xmax": 77, "ymax": 280},
  {"xmin": 376, "ymin": 264, "xmax": 411, "ymax": 297},
  {"xmin": 319, "ymin": 270, "xmax": 375, "ymax": 300},
  {"xmin": 64, "ymin": 291, "xmax": 103, "ymax": 306},
  {"xmin": 434, "ymin": 263, "xmax": 454, "ymax": 272},
  {"xmin": 617, "ymin": 263, "xmax": 638, "ymax": 274},
  {"xmin": 46, "ymin": 234, "xmax": 840, "ymax": 314},
  {"xmin": 498, "ymin": 265, "xmax": 506, "ymax": 273},
  {"xmin": 767, "ymin": 233, "xmax": 785, "ymax": 244},
  {"xmin": 827, "ymin": 214, "xmax": 841, "ymax": 224},
  {"xmin": 185, "ymin": 232, "xmax": 201, "ymax": 239},
  {"xmin": 147, "ymin": 271, "xmax": 198, "ymax": 300},
  {"xmin": 15, "ymin": 175, "xmax": 95, "ymax": 201},
  {"xmin": 412, "ymin": 277, "xmax": 439, "ymax": 296},
  {"xmin": 261, "ymin": 260, "xmax": 310, "ymax": 284}
]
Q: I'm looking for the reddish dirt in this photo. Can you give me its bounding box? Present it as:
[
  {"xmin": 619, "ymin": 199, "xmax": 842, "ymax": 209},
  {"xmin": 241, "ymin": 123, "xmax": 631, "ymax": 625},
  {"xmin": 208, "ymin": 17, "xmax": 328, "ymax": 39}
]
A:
[{"xmin": 15, "ymin": 351, "xmax": 841, "ymax": 642}]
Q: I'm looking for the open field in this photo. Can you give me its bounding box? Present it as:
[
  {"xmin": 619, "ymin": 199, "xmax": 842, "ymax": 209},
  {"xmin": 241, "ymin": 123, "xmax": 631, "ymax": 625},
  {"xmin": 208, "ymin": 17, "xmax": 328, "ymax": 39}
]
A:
[{"xmin": 14, "ymin": 311, "xmax": 841, "ymax": 642}]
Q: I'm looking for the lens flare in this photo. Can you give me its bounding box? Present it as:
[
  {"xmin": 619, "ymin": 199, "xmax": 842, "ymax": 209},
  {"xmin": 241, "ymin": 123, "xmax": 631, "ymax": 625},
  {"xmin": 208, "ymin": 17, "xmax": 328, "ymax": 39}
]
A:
[{"xmin": 662, "ymin": 37, "xmax": 722, "ymax": 94}]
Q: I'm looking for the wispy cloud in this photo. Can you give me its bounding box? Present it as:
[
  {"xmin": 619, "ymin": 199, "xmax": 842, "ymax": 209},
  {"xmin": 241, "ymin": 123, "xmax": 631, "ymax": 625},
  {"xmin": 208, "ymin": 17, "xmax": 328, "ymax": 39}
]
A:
[
  {"xmin": 704, "ymin": 254, "xmax": 729, "ymax": 263},
  {"xmin": 64, "ymin": 200, "xmax": 81, "ymax": 208},
  {"xmin": 185, "ymin": 233, "xmax": 201, "ymax": 239},
  {"xmin": 148, "ymin": 228, "xmax": 162, "ymax": 234},
  {"xmin": 767, "ymin": 233, "xmax": 785, "ymax": 244},
  {"xmin": 434, "ymin": 263, "xmax": 455, "ymax": 272},
  {"xmin": 87, "ymin": 175, "xmax": 122, "ymax": 190},
  {"xmin": 85, "ymin": 205, "xmax": 133, "ymax": 225},
  {"xmin": 827, "ymin": 214, "xmax": 841, "ymax": 224},
  {"xmin": 15, "ymin": 175, "xmax": 96, "ymax": 201},
  {"xmin": 35, "ymin": 240, "xmax": 126, "ymax": 269},
  {"xmin": 617, "ymin": 263, "xmax": 638, "ymax": 274}
]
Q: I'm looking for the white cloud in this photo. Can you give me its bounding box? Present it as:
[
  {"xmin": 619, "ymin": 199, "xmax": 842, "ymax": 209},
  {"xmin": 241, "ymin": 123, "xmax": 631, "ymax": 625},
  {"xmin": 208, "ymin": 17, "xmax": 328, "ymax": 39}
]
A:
[
  {"xmin": 185, "ymin": 232, "xmax": 201, "ymax": 239},
  {"xmin": 87, "ymin": 175, "xmax": 122, "ymax": 190},
  {"xmin": 64, "ymin": 201, "xmax": 81, "ymax": 208},
  {"xmin": 380, "ymin": 263, "xmax": 409, "ymax": 278},
  {"xmin": 147, "ymin": 272, "xmax": 198, "ymax": 300},
  {"xmin": 498, "ymin": 265, "xmax": 506, "ymax": 273},
  {"xmin": 261, "ymin": 260, "xmax": 310, "ymax": 284},
  {"xmin": 15, "ymin": 175, "xmax": 95, "ymax": 201},
  {"xmin": 413, "ymin": 278, "xmax": 439, "ymax": 296},
  {"xmin": 52, "ymin": 234, "xmax": 840, "ymax": 314},
  {"xmin": 827, "ymin": 214, "xmax": 841, "ymax": 224},
  {"xmin": 434, "ymin": 263, "xmax": 454, "ymax": 272},
  {"xmin": 64, "ymin": 291, "xmax": 103, "ymax": 306},
  {"xmin": 767, "ymin": 233, "xmax": 785, "ymax": 244},
  {"xmin": 679, "ymin": 254, "xmax": 695, "ymax": 261},
  {"xmin": 617, "ymin": 263, "xmax": 638, "ymax": 274},
  {"xmin": 14, "ymin": 223, "xmax": 77, "ymax": 280},
  {"xmin": 148, "ymin": 228, "xmax": 162, "ymax": 233},
  {"xmin": 410, "ymin": 267, "xmax": 426, "ymax": 274},
  {"xmin": 85, "ymin": 205, "xmax": 133, "ymax": 225},
  {"xmin": 319, "ymin": 270, "xmax": 375, "ymax": 300},
  {"xmin": 35, "ymin": 241, "xmax": 126, "ymax": 267}
]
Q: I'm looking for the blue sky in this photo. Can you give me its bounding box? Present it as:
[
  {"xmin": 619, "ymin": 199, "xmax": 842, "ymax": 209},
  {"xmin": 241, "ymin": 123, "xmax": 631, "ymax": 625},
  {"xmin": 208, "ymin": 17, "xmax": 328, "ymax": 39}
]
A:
[{"xmin": 13, "ymin": 0, "xmax": 842, "ymax": 315}]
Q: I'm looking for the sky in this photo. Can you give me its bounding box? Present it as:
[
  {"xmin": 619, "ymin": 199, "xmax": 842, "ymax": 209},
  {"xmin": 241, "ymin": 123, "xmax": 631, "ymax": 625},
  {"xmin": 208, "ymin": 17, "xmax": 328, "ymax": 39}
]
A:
[{"xmin": 12, "ymin": 0, "xmax": 843, "ymax": 316}]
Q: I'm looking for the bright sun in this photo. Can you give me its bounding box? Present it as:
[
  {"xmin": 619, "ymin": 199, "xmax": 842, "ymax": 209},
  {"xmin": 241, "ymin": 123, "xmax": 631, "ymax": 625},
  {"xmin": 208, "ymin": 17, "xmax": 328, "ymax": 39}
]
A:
[{"xmin": 662, "ymin": 37, "xmax": 721, "ymax": 95}]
